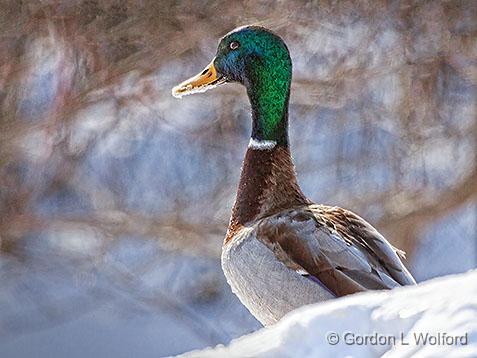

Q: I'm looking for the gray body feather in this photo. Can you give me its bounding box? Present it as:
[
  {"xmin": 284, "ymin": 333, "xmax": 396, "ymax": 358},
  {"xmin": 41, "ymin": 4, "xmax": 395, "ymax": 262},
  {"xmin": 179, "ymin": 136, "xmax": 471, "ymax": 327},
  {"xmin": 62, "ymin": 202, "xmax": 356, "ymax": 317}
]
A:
[
  {"xmin": 222, "ymin": 205, "xmax": 416, "ymax": 325},
  {"xmin": 221, "ymin": 227, "xmax": 334, "ymax": 325}
]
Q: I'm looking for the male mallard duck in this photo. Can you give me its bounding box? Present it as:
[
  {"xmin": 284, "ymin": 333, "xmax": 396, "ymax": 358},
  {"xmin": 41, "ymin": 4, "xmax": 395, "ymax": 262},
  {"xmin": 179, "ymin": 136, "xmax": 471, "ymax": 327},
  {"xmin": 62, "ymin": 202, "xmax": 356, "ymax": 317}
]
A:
[{"xmin": 172, "ymin": 26, "xmax": 416, "ymax": 326}]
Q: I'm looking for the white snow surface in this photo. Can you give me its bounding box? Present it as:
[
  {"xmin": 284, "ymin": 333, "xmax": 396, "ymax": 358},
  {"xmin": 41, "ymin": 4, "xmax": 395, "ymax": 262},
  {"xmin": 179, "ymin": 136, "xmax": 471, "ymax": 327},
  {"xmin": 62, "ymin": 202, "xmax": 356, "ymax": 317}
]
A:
[{"xmin": 177, "ymin": 270, "xmax": 477, "ymax": 358}]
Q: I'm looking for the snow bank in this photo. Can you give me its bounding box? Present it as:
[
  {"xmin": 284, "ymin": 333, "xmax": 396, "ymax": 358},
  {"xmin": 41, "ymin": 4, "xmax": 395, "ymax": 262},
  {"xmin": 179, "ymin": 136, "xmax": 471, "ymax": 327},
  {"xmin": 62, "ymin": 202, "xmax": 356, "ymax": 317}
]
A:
[{"xmin": 177, "ymin": 270, "xmax": 477, "ymax": 358}]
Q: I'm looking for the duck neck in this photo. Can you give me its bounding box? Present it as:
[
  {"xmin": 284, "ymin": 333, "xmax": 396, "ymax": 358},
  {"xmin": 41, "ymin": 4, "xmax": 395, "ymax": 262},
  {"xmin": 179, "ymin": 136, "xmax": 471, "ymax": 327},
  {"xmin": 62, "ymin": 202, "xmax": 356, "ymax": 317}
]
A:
[
  {"xmin": 226, "ymin": 99, "xmax": 309, "ymax": 246},
  {"xmin": 245, "ymin": 54, "xmax": 291, "ymax": 147},
  {"xmin": 226, "ymin": 55, "xmax": 307, "ymax": 242}
]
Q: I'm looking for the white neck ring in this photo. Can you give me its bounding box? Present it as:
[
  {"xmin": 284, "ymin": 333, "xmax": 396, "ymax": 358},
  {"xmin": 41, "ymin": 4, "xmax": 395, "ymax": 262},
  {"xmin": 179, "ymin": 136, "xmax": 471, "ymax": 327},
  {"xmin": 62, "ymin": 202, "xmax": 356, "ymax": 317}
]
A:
[{"xmin": 248, "ymin": 138, "xmax": 277, "ymax": 150}]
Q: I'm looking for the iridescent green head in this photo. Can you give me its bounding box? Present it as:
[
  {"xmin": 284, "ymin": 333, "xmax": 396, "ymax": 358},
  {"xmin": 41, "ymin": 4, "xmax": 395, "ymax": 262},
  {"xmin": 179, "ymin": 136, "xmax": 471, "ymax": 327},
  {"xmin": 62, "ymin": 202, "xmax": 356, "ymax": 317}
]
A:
[{"xmin": 173, "ymin": 26, "xmax": 292, "ymax": 147}]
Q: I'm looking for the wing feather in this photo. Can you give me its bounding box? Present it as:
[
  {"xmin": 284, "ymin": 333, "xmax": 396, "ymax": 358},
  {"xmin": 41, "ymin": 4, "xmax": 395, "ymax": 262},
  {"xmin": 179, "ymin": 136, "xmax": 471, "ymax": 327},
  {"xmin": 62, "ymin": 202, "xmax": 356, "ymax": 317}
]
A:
[{"xmin": 255, "ymin": 205, "xmax": 416, "ymax": 297}]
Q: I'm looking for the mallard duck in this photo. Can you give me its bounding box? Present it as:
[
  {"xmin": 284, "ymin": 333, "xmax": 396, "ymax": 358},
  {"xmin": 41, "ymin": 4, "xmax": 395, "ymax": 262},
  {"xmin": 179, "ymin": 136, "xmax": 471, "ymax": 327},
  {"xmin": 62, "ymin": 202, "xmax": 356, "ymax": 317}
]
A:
[{"xmin": 172, "ymin": 26, "xmax": 416, "ymax": 326}]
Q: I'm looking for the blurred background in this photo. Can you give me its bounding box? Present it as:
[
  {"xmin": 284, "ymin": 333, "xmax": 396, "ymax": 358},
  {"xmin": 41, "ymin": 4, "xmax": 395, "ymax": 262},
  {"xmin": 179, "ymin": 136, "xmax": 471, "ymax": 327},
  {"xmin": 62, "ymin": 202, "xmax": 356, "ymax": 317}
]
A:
[{"xmin": 0, "ymin": 1, "xmax": 475, "ymax": 357}]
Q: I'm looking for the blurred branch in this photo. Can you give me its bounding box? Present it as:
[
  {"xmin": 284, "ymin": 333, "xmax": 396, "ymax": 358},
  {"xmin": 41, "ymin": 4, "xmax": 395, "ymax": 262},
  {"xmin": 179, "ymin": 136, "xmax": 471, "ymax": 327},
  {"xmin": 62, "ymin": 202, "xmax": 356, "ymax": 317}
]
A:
[{"xmin": 380, "ymin": 166, "xmax": 477, "ymax": 255}]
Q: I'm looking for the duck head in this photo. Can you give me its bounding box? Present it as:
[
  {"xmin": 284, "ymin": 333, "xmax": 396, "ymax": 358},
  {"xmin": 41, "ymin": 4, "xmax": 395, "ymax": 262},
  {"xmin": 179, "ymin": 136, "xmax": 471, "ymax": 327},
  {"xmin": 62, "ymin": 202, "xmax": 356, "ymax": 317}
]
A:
[{"xmin": 172, "ymin": 26, "xmax": 292, "ymax": 146}]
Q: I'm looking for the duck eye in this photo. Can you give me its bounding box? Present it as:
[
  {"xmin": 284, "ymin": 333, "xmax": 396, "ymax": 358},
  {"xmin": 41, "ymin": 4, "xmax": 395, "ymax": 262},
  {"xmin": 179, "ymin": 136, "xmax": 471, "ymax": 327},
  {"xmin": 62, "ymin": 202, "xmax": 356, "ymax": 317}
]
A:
[{"xmin": 229, "ymin": 41, "xmax": 240, "ymax": 50}]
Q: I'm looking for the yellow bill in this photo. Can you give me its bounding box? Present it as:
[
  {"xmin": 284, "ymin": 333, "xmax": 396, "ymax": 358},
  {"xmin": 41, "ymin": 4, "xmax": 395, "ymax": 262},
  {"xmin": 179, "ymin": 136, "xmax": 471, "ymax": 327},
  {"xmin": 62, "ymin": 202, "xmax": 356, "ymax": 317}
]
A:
[{"xmin": 172, "ymin": 60, "xmax": 226, "ymax": 98}]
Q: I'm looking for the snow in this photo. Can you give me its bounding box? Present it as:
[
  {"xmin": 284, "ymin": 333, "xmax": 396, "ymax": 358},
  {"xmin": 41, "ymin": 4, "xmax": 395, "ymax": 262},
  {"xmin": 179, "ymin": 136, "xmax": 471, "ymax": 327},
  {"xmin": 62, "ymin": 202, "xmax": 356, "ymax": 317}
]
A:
[{"xmin": 177, "ymin": 270, "xmax": 477, "ymax": 358}]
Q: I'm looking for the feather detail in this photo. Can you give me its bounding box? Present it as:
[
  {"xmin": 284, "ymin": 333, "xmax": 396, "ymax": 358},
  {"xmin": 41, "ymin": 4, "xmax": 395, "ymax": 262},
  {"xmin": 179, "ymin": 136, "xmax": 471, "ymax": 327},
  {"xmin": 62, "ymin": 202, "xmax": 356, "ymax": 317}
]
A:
[{"xmin": 253, "ymin": 204, "xmax": 416, "ymax": 297}]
